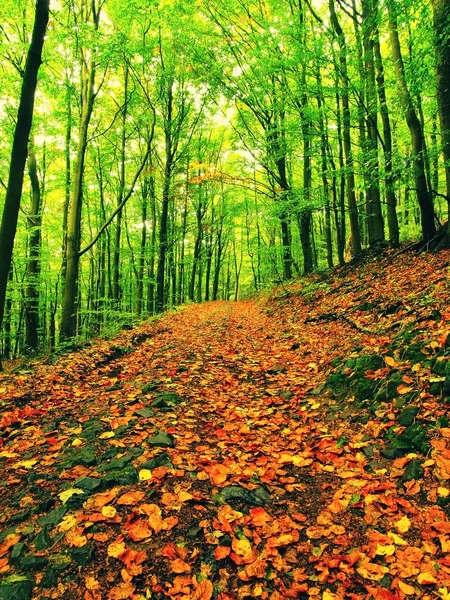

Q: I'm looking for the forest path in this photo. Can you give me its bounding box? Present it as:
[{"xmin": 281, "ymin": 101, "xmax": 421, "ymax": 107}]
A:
[
  {"xmin": 2, "ymin": 248, "xmax": 450, "ymax": 599},
  {"xmin": 0, "ymin": 298, "xmax": 367, "ymax": 599}
]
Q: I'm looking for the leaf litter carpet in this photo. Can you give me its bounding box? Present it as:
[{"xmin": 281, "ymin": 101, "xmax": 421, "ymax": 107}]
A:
[{"xmin": 1, "ymin": 249, "xmax": 450, "ymax": 600}]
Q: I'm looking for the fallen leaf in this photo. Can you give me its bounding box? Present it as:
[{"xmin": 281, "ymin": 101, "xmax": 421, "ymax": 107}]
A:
[
  {"xmin": 395, "ymin": 515, "xmax": 411, "ymax": 534},
  {"xmin": 194, "ymin": 579, "xmax": 213, "ymax": 600},
  {"xmin": 170, "ymin": 558, "xmax": 191, "ymax": 573},
  {"xmin": 138, "ymin": 469, "xmax": 152, "ymax": 481}
]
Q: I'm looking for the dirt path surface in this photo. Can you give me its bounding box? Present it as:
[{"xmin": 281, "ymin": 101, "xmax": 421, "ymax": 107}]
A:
[{"xmin": 1, "ymin": 250, "xmax": 450, "ymax": 600}]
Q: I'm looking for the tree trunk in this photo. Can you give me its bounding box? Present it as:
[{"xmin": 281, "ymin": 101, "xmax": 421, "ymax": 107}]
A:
[
  {"xmin": 113, "ymin": 65, "xmax": 129, "ymax": 304},
  {"xmin": 316, "ymin": 70, "xmax": 333, "ymax": 268},
  {"xmin": 136, "ymin": 178, "xmax": 149, "ymax": 317},
  {"xmin": 60, "ymin": 1, "xmax": 101, "ymax": 341},
  {"xmin": 372, "ymin": 2, "xmax": 399, "ymax": 247},
  {"xmin": 59, "ymin": 54, "xmax": 96, "ymax": 340},
  {"xmin": 329, "ymin": 0, "xmax": 362, "ymax": 258},
  {"xmin": 361, "ymin": 0, "xmax": 385, "ymax": 245},
  {"xmin": 156, "ymin": 80, "xmax": 175, "ymax": 314},
  {"xmin": 386, "ymin": 0, "xmax": 436, "ymax": 242},
  {"xmin": 0, "ymin": 0, "xmax": 49, "ymax": 368},
  {"xmin": 24, "ymin": 140, "xmax": 43, "ymax": 351},
  {"xmin": 432, "ymin": 0, "xmax": 450, "ymax": 240}
]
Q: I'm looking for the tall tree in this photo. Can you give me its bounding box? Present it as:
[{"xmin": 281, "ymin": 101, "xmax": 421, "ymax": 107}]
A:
[
  {"xmin": 386, "ymin": 0, "xmax": 436, "ymax": 242},
  {"xmin": 328, "ymin": 0, "xmax": 362, "ymax": 258},
  {"xmin": 24, "ymin": 139, "xmax": 43, "ymax": 351},
  {"xmin": 0, "ymin": 0, "xmax": 49, "ymax": 368},
  {"xmin": 432, "ymin": 0, "xmax": 450, "ymax": 244},
  {"xmin": 60, "ymin": 0, "xmax": 103, "ymax": 341}
]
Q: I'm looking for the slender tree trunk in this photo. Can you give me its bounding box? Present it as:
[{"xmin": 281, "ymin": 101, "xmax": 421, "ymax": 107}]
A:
[
  {"xmin": 0, "ymin": 0, "xmax": 49, "ymax": 368},
  {"xmin": 212, "ymin": 221, "xmax": 225, "ymax": 301},
  {"xmin": 177, "ymin": 185, "xmax": 188, "ymax": 304},
  {"xmin": 372, "ymin": 4, "xmax": 399, "ymax": 247},
  {"xmin": 361, "ymin": 0, "xmax": 385, "ymax": 245},
  {"xmin": 316, "ymin": 70, "xmax": 333, "ymax": 268},
  {"xmin": 329, "ymin": 0, "xmax": 362, "ymax": 258},
  {"xmin": 60, "ymin": 2, "xmax": 101, "ymax": 341},
  {"xmin": 113, "ymin": 65, "xmax": 129, "ymax": 304},
  {"xmin": 386, "ymin": 0, "xmax": 436, "ymax": 242},
  {"xmin": 156, "ymin": 80, "xmax": 175, "ymax": 314},
  {"xmin": 432, "ymin": 0, "xmax": 450, "ymax": 241},
  {"xmin": 333, "ymin": 81, "xmax": 346, "ymax": 265},
  {"xmin": 59, "ymin": 56, "xmax": 96, "ymax": 340},
  {"xmin": 190, "ymin": 187, "xmax": 205, "ymax": 301},
  {"xmin": 24, "ymin": 140, "xmax": 43, "ymax": 351},
  {"xmin": 136, "ymin": 179, "xmax": 149, "ymax": 317},
  {"xmin": 299, "ymin": 101, "xmax": 313, "ymax": 272}
]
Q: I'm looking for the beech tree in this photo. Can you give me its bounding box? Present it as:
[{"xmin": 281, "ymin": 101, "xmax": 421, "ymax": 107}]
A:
[{"xmin": 0, "ymin": 0, "xmax": 49, "ymax": 367}]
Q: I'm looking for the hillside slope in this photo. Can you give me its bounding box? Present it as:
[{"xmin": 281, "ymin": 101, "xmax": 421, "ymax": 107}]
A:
[{"xmin": 0, "ymin": 248, "xmax": 450, "ymax": 600}]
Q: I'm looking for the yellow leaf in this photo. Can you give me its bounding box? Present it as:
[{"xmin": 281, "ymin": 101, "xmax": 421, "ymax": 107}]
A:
[
  {"xmin": 387, "ymin": 532, "xmax": 407, "ymax": 545},
  {"xmin": 323, "ymin": 591, "xmax": 341, "ymax": 600},
  {"xmin": 384, "ymin": 356, "xmax": 396, "ymax": 367},
  {"xmin": 66, "ymin": 528, "xmax": 87, "ymax": 547},
  {"xmin": 99, "ymin": 431, "xmax": 115, "ymax": 439},
  {"xmin": 59, "ymin": 488, "xmax": 85, "ymax": 504},
  {"xmin": 438, "ymin": 586, "xmax": 450, "ymax": 600},
  {"xmin": 0, "ymin": 451, "xmax": 18, "ymax": 458},
  {"xmin": 398, "ymin": 581, "xmax": 417, "ymax": 595},
  {"xmin": 231, "ymin": 537, "xmax": 254, "ymax": 561},
  {"xmin": 58, "ymin": 514, "xmax": 77, "ymax": 532},
  {"xmin": 12, "ymin": 459, "xmax": 37, "ymax": 470},
  {"xmin": 85, "ymin": 576, "xmax": 101, "ymax": 590},
  {"xmin": 107, "ymin": 541, "xmax": 126, "ymax": 558},
  {"xmin": 375, "ymin": 543, "xmax": 396, "ymax": 556},
  {"xmin": 438, "ymin": 487, "xmax": 450, "ymax": 498},
  {"xmin": 395, "ymin": 515, "xmax": 411, "ymax": 533},
  {"xmin": 417, "ymin": 572, "xmax": 437, "ymax": 585},
  {"xmin": 138, "ymin": 469, "xmax": 152, "ymax": 482},
  {"xmin": 102, "ymin": 505, "xmax": 117, "ymax": 518},
  {"xmin": 397, "ymin": 384, "xmax": 413, "ymax": 395},
  {"xmin": 71, "ymin": 438, "xmax": 84, "ymax": 447},
  {"xmin": 440, "ymin": 536, "xmax": 450, "ymax": 553}
]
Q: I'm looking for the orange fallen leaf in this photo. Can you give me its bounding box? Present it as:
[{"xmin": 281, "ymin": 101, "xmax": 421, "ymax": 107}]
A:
[
  {"xmin": 107, "ymin": 582, "xmax": 135, "ymax": 599},
  {"xmin": 205, "ymin": 464, "xmax": 229, "ymax": 486},
  {"xmin": 214, "ymin": 546, "xmax": 231, "ymax": 560},
  {"xmin": 249, "ymin": 507, "xmax": 271, "ymax": 526},
  {"xmin": 398, "ymin": 581, "xmax": 417, "ymax": 595},
  {"xmin": 117, "ymin": 491, "xmax": 145, "ymax": 505},
  {"xmin": 85, "ymin": 576, "xmax": 101, "ymax": 590},
  {"xmin": 417, "ymin": 572, "xmax": 437, "ymax": 585},
  {"xmin": 170, "ymin": 558, "xmax": 191, "ymax": 574},
  {"xmin": 384, "ymin": 356, "xmax": 396, "ymax": 367},
  {"xmin": 194, "ymin": 579, "xmax": 213, "ymax": 600},
  {"xmin": 125, "ymin": 517, "xmax": 152, "ymax": 542},
  {"xmin": 66, "ymin": 528, "xmax": 88, "ymax": 548},
  {"xmin": 0, "ymin": 534, "xmax": 20, "ymax": 558}
]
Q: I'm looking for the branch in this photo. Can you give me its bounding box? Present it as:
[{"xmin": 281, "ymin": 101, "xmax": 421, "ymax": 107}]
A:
[{"xmin": 78, "ymin": 140, "xmax": 152, "ymax": 257}]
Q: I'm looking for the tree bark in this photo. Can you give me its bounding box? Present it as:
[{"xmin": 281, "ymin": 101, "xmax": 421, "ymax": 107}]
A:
[
  {"xmin": 361, "ymin": 0, "xmax": 385, "ymax": 245},
  {"xmin": 328, "ymin": 0, "xmax": 362, "ymax": 257},
  {"xmin": 0, "ymin": 0, "xmax": 49, "ymax": 367},
  {"xmin": 432, "ymin": 0, "xmax": 450, "ymax": 240},
  {"xmin": 372, "ymin": 1, "xmax": 399, "ymax": 247},
  {"xmin": 60, "ymin": 2, "xmax": 100, "ymax": 341},
  {"xmin": 386, "ymin": 0, "xmax": 436, "ymax": 242},
  {"xmin": 24, "ymin": 140, "xmax": 43, "ymax": 351}
]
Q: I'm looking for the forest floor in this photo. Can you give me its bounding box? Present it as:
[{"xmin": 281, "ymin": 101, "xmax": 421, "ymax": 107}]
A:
[{"xmin": 1, "ymin": 248, "xmax": 450, "ymax": 600}]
